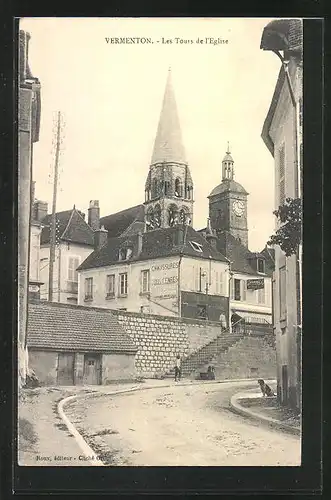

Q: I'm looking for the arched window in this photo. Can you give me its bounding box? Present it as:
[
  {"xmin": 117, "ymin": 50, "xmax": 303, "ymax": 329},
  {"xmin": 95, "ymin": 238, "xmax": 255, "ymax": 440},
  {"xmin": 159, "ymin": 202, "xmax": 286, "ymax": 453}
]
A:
[
  {"xmin": 146, "ymin": 207, "xmax": 154, "ymax": 231},
  {"xmin": 152, "ymin": 178, "xmax": 159, "ymax": 198},
  {"xmin": 168, "ymin": 204, "xmax": 178, "ymax": 227},
  {"xmin": 186, "ymin": 185, "xmax": 193, "ymax": 200},
  {"xmin": 145, "ymin": 189, "xmax": 151, "ymax": 202},
  {"xmin": 174, "ymin": 178, "xmax": 182, "ymax": 198},
  {"xmin": 164, "ymin": 180, "xmax": 171, "ymax": 195},
  {"xmin": 154, "ymin": 204, "xmax": 161, "ymax": 228}
]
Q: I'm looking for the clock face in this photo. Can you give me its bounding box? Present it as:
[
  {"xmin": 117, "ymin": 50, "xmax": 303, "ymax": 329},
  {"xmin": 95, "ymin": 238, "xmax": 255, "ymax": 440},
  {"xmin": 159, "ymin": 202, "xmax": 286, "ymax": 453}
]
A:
[{"xmin": 233, "ymin": 200, "xmax": 244, "ymax": 217}]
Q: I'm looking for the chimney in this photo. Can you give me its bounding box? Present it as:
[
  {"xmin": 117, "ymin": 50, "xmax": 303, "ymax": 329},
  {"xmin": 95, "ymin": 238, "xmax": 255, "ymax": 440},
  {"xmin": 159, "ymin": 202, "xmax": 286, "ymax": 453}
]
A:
[
  {"xmin": 94, "ymin": 225, "xmax": 108, "ymax": 250},
  {"xmin": 137, "ymin": 231, "xmax": 143, "ymax": 255},
  {"xmin": 33, "ymin": 200, "xmax": 48, "ymax": 222},
  {"xmin": 88, "ymin": 200, "xmax": 100, "ymax": 231}
]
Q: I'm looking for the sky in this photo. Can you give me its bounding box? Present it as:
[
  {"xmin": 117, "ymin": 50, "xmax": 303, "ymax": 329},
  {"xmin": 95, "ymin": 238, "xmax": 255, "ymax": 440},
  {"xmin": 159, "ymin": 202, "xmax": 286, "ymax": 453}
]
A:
[{"xmin": 20, "ymin": 17, "xmax": 280, "ymax": 252}]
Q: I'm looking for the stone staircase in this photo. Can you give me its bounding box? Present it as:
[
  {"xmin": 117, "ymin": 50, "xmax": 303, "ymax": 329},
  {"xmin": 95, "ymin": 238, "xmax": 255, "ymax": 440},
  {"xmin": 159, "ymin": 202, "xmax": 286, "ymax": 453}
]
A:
[{"xmin": 165, "ymin": 324, "xmax": 244, "ymax": 379}]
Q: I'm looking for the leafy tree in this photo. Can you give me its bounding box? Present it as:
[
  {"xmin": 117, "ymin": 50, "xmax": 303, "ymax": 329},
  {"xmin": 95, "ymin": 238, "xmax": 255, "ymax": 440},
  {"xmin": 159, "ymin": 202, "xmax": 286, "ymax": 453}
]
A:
[{"xmin": 267, "ymin": 197, "xmax": 302, "ymax": 257}]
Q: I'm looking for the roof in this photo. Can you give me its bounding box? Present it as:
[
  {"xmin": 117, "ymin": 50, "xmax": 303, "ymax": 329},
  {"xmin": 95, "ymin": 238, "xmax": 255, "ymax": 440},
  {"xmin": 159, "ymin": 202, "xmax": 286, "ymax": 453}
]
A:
[
  {"xmin": 150, "ymin": 69, "xmax": 187, "ymax": 166},
  {"xmin": 215, "ymin": 232, "xmax": 273, "ymax": 276},
  {"xmin": 260, "ymin": 19, "xmax": 303, "ymax": 156},
  {"xmin": 78, "ymin": 225, "xmax": 228, "ymax": 271},
  {"xmin": 27, "ymin": 301, "xmax": 137, "ymax": 353},
  {"xmin": 100, "ymin": 204, "xmax": 145, "ymax": 238},
  {"xmin": 260, "ymin": 19, "xmax": 303, "ymax": 54},
  {"xmin": 223, "ymin": 153, "xmax": 234, "ymax": 162},
  {"xmin": 41, "ymin": 208, "xmax": 94, "ymax": 246},
  {"xmin": 209, "ymin": 179, "xmax": 248, "ymax": 197}
]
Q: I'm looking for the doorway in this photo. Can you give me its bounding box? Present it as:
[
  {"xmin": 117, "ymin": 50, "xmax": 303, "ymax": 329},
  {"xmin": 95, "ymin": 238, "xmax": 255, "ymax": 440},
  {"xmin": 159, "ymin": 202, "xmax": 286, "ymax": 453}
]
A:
[
  {"xmin": 83, "ymin": 354, "xmax": 102, "ymax": 385},
  {"xmin": 57, "ymin": 352, "xmax": 75, "ymax": 385}
]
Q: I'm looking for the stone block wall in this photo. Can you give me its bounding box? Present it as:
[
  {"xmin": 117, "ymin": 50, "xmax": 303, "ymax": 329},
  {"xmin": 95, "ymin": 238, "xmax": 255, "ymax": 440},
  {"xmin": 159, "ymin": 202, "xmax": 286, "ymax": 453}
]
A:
[
  {"xmin": 111, "ymin": 310, "xmax": 222, "ymax": 377},
  {"xmin": 196, "ymin": 336, "xmax": 276, "ymax": 380}
]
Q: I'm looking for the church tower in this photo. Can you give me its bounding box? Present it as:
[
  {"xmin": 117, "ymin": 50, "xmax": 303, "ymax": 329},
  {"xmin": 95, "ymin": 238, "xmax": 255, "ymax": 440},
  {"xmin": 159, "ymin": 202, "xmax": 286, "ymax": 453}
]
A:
[
  {"xmin": 144, "ymin": 69, "xmax": 194, "ymax": 230},
  {"xmin": 208, "ymin": 145, "xmax": 249, "ymax": 247}
]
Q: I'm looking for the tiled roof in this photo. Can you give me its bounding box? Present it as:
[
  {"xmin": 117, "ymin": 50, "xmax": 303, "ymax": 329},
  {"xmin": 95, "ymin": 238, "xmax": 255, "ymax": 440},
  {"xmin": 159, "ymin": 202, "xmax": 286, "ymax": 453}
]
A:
[
  {"xmin": 40, "ymin": 208, "xmax": 94, "ymax": 246},
  {"xmin": 27, "ymin": 301, "xmax": 137, "ymax": 353},
  {"xmin": 100, "ymin": 204, "xmax": 145, "ymax": 238},
  {"xmin": 215, "ymin": 231, "xmax": 273, "ymax": 276},
  {"xmin": 209, "ymin": 179, "xmax": 248, "ymax": 197},
  {"xmin": 78, "ymin": 225, "xmax": 228, "ymax": 271}
]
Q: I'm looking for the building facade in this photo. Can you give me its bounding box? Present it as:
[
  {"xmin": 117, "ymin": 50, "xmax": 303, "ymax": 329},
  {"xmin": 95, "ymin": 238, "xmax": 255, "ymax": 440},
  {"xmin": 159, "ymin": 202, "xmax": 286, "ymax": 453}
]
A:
[
  {"xmin": 77, "ymin": 69, "xmax": 273, "ymax": 328},
  {"xmin": 261, "ymin": 19, "xmax": 303, "ymax": 409},
  {"xmin": 32, "ymin": 202, "xmax": 95, "ymax": 304},
  {"xmin": 18, "ymin": 30, "xmax": 41, "ymax": 386}
]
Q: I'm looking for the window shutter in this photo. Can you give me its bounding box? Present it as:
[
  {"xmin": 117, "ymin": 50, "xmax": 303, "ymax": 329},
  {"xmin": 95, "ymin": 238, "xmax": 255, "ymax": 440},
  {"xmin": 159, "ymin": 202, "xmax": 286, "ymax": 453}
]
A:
[{"xmin": 279, "ymin": 144, "xmax": 285, "ymax": 205}]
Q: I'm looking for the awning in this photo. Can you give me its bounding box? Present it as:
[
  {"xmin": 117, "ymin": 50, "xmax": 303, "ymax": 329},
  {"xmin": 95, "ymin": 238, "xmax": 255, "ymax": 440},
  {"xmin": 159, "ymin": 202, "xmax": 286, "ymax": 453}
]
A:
[{"xmin": 233, "ymin": 310, "xmax": 272, "ymax": 324}]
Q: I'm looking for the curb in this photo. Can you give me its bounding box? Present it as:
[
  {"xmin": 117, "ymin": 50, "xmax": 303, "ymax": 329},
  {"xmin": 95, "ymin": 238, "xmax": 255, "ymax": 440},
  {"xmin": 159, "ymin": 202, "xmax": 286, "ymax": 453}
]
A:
[
  {"xmin": 229, "ymin": 394, "xmax": 301, "ymax": 437},
  {"xmin": 57, "ymin": 385, "xmax": 141, "ymax": 466}
]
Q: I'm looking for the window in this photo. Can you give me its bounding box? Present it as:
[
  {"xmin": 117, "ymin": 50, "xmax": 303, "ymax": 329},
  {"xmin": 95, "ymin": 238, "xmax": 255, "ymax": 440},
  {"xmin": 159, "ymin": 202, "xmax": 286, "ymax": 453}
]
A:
[
  {"xmin": 164, "ymin": 180, "xmax": 171, "ymax": 195},
  {"xmin": 84, "ymin": 277, "xmax": 93, "ymax": 300},
  {"xmin": 141, "ymin": 270, "xmax": 150, "ymax": 294},
  {"xmin": 152, "ymin": 178, "xmax": 159, "ymax": 198},
  {"xmin": 119, "ymin": 272, "xmax": 128, "ymax": 296},
  {"xmin": 197, "ymin": 305, "xmax": 207, "ymax": 320},
  {"xmin": 189, "ymin": 241, "xmax": 203, "ymax": 253},
  {"xmin": 278, "ymin": 144, "xmax": 285, "ymax": 206},
  {"xmin": 68, "ymin": 256, "xmax": 80, "ymax": 283},
  {"xmin": 106, "ymin": 274, "xmax": 115, "ymax": 298},
  {"xmin": 234, "ymin": 279, "xmax": 241, "ymax": 301},
  {"xmin": 257, "ymin": 258, "xmax": 265, "ymax": 273},
  {"xmin": 279, "ymin": 266, "xmax": 287, "ymax": 319},
  {"xmin": 175, "ymin": 178, "xmax": 182, "ymax": 197},
  {"xmin": 119, "ymin": 247, "xmax": 133, "ymax": 261},
  {"xmin": 154, "ymin": 204, "xmax": 161, "ymax": 228},
  {"xmin": 241, "ymin": 280, "xmax": 247, "ymax": 301},
  {"xmin": 194, "ymin": 267, "xmax": 199, "ymax": 291},
  {"xmin": 215, "ymin": 271, "xmax": 224, "ymax": 295},
  {"xmin": 257, "ymin": 287, "xmax": 265, "ymax": 304}
]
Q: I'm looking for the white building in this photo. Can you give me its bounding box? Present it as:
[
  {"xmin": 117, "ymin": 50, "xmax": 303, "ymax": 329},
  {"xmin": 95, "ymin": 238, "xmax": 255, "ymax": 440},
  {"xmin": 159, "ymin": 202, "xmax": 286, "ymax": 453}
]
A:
[{"xmin": 261, "ymin": 19, "xmax": 303, "ymax": 409}]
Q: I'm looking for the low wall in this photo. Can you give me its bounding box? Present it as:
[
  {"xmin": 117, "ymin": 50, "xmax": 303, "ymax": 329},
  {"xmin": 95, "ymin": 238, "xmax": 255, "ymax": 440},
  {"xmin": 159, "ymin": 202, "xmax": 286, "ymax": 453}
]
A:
[
  {"xmin": 111, "ymin": 309, "xmax": 223, "ymax": 377},
  {"xmin": 28, "ymin": 350, "xmax": 58, "ymax": 385}
]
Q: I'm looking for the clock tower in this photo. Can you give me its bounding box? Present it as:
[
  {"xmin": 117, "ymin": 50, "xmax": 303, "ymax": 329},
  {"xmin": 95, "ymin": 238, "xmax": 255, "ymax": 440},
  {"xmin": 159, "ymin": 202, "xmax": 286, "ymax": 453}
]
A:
[{"xmin": 208, "ymin": 145, "xmax": 249, "ymax": 247}]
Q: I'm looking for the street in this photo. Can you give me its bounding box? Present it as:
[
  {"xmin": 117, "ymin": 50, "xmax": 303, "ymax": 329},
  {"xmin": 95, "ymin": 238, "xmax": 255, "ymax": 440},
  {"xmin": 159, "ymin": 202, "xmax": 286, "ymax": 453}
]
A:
[{"xmin": 65, "ymin": 381, "xmax": 301, "ymax": 466}]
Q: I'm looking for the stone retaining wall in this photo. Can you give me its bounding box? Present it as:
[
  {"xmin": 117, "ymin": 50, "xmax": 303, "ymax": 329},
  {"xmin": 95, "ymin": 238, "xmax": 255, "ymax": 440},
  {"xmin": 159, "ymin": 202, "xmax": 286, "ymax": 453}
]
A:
[{"xmin": 111, "ymin": 310, "xmax": 222, "ymax": 377}]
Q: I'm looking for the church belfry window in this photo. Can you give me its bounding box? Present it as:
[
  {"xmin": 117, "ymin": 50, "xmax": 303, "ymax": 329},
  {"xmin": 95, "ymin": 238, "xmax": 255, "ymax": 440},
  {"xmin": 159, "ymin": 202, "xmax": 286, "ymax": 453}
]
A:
[
  {"xmin": 168, "ymin": 204, "xmax": 178, "ymax": 226},
  {"xmin": 152, "ymin": 178, "xmax": 159, "ymax": 198},
  {"xmin": 175, "ymin": 178, "xmax": 182, "ymax": 197}
]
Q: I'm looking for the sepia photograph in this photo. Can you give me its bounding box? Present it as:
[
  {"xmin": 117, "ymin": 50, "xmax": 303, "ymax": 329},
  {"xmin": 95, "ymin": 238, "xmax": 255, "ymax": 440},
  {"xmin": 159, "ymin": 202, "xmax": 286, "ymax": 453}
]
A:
[{"xmin": 18, "ymin": 17, "xmax": 303, "ymax": 468}]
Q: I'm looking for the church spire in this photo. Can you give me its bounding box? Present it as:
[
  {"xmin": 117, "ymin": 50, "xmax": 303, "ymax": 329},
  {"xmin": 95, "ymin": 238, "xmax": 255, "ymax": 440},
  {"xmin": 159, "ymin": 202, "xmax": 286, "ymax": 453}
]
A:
[{"xmin": 150, "ymin": 69, "xmax": 187, "ymax": 166}]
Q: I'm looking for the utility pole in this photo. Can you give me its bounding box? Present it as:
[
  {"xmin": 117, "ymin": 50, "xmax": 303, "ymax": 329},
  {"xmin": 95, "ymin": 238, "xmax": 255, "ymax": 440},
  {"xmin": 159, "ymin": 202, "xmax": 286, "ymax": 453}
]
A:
[{"xmin": 48, "ymin": 111, "xmax": 63, "ymax": 302}]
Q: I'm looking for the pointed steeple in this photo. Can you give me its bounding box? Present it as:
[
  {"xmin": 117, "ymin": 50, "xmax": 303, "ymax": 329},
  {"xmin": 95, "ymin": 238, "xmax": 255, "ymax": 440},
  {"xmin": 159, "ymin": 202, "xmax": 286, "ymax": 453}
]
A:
[{"xmin": 151, "ymin": 69, "xmax": 187, "ymax": 166}]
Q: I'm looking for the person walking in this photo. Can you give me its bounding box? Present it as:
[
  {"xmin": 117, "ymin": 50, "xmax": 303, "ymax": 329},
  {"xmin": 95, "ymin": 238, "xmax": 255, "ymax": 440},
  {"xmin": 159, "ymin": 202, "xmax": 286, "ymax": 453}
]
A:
[{"xmin": 174, "ymin": 354, "xmax": 182, "ymax": 382}]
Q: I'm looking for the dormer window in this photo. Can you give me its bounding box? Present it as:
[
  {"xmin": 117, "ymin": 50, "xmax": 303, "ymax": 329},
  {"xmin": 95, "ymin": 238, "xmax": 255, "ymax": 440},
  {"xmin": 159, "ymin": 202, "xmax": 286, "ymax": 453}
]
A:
[
  {"xmin": 257, "ymin": 258, "xmax": 265, "ymax": 274},
  {"xmin": 119, "ymin": 246, "xmax": 133, "ymax": 261},
  {"xmin": 189, "ymin": 241, "xmax": 203, "ymax": 253}
]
